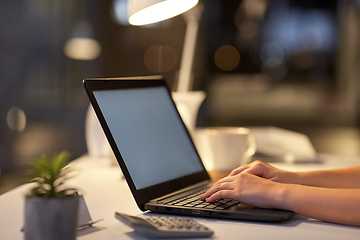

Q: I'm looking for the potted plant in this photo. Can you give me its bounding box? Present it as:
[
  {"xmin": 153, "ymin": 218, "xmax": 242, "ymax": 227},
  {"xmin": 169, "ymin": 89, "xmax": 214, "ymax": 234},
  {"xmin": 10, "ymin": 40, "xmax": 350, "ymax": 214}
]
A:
[{"xmin": 24, "ymin": 151, "xmax": 80, "ymax": 240}]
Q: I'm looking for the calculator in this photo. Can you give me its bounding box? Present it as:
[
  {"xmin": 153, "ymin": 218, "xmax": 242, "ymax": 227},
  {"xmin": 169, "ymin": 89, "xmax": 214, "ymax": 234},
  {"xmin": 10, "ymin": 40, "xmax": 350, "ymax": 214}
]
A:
[{"xmin": 115, "ymin": 212, "xmax": 214, "ymax": 238}]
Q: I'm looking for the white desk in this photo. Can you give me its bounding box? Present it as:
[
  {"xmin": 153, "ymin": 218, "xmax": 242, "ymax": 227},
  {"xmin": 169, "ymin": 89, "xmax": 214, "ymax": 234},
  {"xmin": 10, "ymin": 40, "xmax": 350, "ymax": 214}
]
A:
[{"xmin": 1, "ymin": 154, "xmax": 360, "ymax": 240}]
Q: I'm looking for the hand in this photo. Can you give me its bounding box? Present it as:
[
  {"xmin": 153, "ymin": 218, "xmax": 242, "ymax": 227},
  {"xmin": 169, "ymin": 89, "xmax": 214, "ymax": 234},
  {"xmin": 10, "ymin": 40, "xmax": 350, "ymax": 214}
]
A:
[
  {"xmin": 200, "ymin": 171, "xmax": 284, "ymax": 209},
  {"xmin": 200, "ymin": 161, "xmax": 291, "ymax": 209},
  {"xmin": 227, "ymin": 160, "xmax": 290, "ymax": 183}
]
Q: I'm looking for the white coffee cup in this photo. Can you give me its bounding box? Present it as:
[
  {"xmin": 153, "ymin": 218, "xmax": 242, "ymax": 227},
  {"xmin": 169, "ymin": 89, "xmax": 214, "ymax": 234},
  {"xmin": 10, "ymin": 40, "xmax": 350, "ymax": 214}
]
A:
[{"xmin": 206, "ymin": 127, "xmax": 256, "ymax": 172}]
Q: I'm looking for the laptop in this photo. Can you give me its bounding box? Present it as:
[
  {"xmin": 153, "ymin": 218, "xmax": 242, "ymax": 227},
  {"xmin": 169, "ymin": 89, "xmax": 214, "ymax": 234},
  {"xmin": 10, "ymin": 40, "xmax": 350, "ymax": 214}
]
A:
[{"xmin": 83, "ymin": 76, "xmax": 294, "ymax": 222}]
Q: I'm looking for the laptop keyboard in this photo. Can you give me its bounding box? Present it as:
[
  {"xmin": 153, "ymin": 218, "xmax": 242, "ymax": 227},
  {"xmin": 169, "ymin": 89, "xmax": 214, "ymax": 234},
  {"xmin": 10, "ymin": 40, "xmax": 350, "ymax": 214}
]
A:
[{"xmin": 160, "ymin": 190, "xmax": 239, "ymax": 210}]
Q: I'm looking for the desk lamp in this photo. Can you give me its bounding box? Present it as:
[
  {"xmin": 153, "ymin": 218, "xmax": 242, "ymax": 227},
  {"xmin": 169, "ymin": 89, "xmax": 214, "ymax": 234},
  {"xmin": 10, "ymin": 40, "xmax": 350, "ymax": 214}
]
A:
[
  {"xmin": 128, "ymin": 0, "xmax": 205, "ymax": 138},
  {"xmin": 85, "ymin": 0, "xmax": 204, "ymax": 161},
  {"xmin": 128, "ymin": 0, "xmax": 201, "ymax": 92},
  {"xmin": 129, "ymin": 0, "xmax": 198, "ymax": 26}
]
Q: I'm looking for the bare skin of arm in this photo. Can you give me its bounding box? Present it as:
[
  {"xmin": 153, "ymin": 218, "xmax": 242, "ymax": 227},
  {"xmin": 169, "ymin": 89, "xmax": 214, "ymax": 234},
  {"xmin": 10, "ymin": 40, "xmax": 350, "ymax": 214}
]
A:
[
  {"xmin": 200, "ymin": 161, "xmax": 360, "ymax": 226},
  {"xmin": 226, "ymin": 160, "xmax": 360, "ymax": 188}
]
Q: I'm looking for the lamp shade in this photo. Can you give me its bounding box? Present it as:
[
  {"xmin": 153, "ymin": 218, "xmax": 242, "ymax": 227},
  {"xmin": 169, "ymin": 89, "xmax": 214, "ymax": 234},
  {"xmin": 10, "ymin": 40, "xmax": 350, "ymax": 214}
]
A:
[{"xmin": 128, "ymin": 0, "xmax": 199, "ymax": 26}]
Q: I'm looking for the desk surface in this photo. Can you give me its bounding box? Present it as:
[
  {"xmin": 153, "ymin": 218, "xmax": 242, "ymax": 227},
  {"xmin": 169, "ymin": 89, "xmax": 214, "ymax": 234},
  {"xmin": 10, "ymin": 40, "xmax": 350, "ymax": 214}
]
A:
[{"xmin": 1, "ymin": 155, "xmax": 360, "ymax": 240}]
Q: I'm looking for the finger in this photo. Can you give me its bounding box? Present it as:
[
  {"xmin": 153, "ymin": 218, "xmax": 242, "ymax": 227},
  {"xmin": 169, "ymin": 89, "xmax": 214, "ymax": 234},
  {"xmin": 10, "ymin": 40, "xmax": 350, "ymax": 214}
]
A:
[
  {"xmin": 204, "ymin": 190, "xmax": 235, "ymax": 203},
  {"xmin": 228, "ymin": 165, "xmax": 250, "ymax": 176},
  {"xmin": 229, "ymin": 160, "xmax": 264, "ymax": 176},
  {"xmin": 205, "ymin": 176, "xmax": 235, "ymax": 193},
  {"xmin": 200, "ymin": 175, "xmax": 238, "ymax": 200},
  {"xmin": 200, "ymin": 181, "xmax": 234, "ymax": 200},
  {"xmin": 243, "ymin": 161, "xmax": 272, "ymax": 178}
]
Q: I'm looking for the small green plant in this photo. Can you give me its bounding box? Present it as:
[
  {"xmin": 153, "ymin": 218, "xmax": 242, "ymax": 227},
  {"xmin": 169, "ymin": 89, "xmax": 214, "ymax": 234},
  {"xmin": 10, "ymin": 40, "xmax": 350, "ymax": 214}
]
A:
[{"xmin": 27, "ymin": 151, "xmax": 77, "ymax": 198}]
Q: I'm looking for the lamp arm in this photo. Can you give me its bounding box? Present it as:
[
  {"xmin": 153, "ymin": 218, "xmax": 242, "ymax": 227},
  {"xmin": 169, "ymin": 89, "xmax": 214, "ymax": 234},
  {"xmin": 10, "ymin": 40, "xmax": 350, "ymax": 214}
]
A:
[{"xmin": 176, "ymin": 3, "xmax": 203, "ymax": 92}]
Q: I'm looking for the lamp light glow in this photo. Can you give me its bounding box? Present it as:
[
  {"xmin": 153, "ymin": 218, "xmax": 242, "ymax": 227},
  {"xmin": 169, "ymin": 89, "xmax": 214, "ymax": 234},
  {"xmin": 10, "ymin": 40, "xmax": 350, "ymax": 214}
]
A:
[
  {"xmin": 64, "ymin": 38, "xmax": 101, "ymax": 61},
  {"xmin": 7, "ymin": 107, "xmax": 26, "ymax": 132},
  {"xmin": 129, "ymin": 0, "xmax": 199, "ymax": 26},
  {"xmin": 63, "ymin": 21, "xmax": 102, "ymax": 61}
]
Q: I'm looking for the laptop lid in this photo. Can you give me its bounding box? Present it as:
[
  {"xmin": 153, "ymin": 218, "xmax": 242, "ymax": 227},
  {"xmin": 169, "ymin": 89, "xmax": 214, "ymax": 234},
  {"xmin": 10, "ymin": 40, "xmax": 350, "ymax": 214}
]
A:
[{"xmin": 83, "ymin": 76, "xmax": 211, "ymax": 211}]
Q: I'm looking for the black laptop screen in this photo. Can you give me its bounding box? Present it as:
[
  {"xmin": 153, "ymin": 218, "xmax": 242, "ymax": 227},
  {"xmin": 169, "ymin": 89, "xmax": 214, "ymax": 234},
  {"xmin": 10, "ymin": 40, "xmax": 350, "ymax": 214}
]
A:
[{"xmin": 93, "ymin": 86, "xmax": 204, "ymax": 190}]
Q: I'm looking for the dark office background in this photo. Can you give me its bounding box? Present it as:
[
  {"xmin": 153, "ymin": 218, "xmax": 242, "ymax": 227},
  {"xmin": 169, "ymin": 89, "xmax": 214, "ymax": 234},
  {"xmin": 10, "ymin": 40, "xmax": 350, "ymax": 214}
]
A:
[{"xmin": 1, "ymin": 0, "xmax": 360, "ymax": 194}]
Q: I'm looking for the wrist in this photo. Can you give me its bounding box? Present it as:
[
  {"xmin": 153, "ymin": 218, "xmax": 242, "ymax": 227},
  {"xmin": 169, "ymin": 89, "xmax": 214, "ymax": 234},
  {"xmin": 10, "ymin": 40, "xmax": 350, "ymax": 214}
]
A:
[
  {"xmin": 277, "ymin": 170, "xmax": 301, "ymax": 185},
  {"xmin": 272, "ymin": 183, "xmax": 294, "ymax": 210},
  {"xmin": 291, "ymin": 171, "xmax": 309, "ymax": 185}
]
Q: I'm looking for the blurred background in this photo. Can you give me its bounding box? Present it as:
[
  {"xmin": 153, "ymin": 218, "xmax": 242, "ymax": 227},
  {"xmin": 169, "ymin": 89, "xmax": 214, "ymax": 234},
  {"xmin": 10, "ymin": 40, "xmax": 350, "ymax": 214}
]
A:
[{"xmin": 1, "ymin": 0, "xmax": 360, "ymax": 194}]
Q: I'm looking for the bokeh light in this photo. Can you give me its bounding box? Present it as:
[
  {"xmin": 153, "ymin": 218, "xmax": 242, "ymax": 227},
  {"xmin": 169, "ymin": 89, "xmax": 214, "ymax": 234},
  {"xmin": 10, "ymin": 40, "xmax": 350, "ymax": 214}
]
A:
[
  {"xmin": 144, "ymin": 45, "xmax": 178, "ymax": 72},
  {"xmin": 260, "ymin": 42, "xmax": 285, "ymax": 68},
  {"xmin": 214, "ymin": 45, "xmax": 241, "ymax": 71},
  {"xmin": 64, "ymin": 38, "xmax": 102, "ymax": 61},
  {"xmin": 7, "ymin": 107, "xmax": 26, "ymax": 133},
  {"xmin": 299, "ymin": 26, "xmax": 323, "ymax": 51}
]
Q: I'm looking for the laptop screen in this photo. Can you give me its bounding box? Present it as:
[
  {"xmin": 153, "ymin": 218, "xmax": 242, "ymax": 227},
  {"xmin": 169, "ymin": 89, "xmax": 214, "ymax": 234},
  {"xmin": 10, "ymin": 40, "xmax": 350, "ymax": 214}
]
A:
[{"xmin": 93, "ymin": 86, "xmax": 204, "ymax": 190}]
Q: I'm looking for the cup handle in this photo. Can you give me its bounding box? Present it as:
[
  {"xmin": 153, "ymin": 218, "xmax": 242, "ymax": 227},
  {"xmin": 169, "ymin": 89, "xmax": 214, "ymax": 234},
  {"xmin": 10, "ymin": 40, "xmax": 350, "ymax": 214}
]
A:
[{"xmin": 243, "ymin": 134, "xmax": 257, "ymax": 165}]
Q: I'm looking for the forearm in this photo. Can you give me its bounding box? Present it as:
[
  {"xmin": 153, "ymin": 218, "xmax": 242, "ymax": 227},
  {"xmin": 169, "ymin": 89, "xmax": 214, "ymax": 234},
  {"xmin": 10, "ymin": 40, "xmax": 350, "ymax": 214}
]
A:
[
  {"xmin": 281, "ymin": 166, "xmax": 360, "ymax": 188},
  {"xmin": 202, "ymin": 167, "xmax": 360, "ymax": 226},
  {"xmin": 276, "ymin": 184, "xmax": 360, "ymax": 226}
]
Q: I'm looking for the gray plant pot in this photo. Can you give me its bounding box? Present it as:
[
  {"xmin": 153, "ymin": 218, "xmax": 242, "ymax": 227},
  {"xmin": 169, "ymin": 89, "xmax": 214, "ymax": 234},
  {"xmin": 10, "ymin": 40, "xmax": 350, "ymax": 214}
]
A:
[{"xmin": 24, "ymin": 196, "xmax": 79, "ymax": 240}]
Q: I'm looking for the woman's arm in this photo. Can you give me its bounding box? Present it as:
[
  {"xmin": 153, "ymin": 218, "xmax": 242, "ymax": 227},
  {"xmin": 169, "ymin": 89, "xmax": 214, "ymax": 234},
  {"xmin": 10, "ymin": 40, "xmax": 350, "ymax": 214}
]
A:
[
  {"xmin": 283, "ymin": 184, "xmax": 360, "ymax": 226},
  {"xmin": 200, "ymin": 172, "xmax": 360, "ymax": 226},
  {"xmin": 294, "ymin": 166, "xmax": 360, "ymax": 188},
  {"xmin": 228, "ymin": 160, "xmax": 360, "ymax": 188}
]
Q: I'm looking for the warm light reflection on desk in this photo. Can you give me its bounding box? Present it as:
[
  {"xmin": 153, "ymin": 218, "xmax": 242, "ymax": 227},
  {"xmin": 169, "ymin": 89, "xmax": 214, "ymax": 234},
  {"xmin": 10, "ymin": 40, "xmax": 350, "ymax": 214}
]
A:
[{"xmin": 208, "ymin": 170, "xmax": 229, "ymax": 181}]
